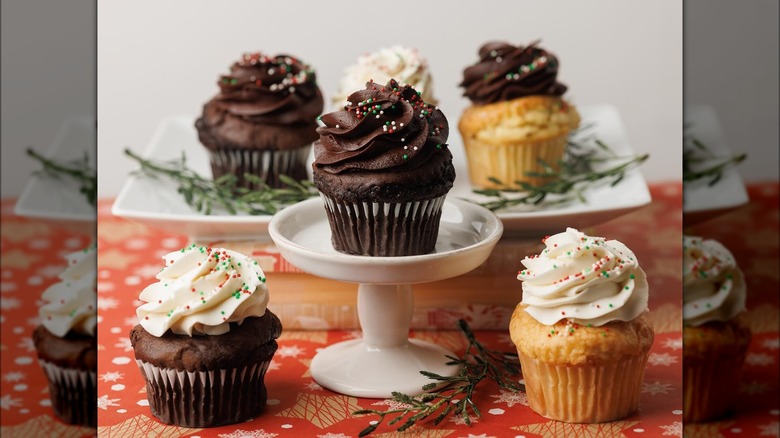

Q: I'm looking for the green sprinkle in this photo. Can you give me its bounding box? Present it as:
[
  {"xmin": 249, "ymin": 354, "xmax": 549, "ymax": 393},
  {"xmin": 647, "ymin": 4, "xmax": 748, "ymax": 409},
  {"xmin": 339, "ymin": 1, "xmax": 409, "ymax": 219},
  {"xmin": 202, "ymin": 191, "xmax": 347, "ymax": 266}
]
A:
[
  {"xmin": 403, "ymin": 154, "xmax": 409, "ymax": 160},
  {"xmin": 629, "ymin": 274, "xmax": 635, "ymax": 279},
  {"xmin": 221, "ymin": 311, "xmax": 225, "ymax": 315},
  {"xmin": 608, "ymin": 303, "xmax": 613, "ymax": 308},
  {"xmin": 435, "ymin": 144, "xmax": 442, "ymax": 150},
  {"xmin": 230, "ymin": 78, "xmax": 237, "ymax": 85},
  {"xmin": 624, "ymin": 286, "xmax": 629, "ymax": 290}
]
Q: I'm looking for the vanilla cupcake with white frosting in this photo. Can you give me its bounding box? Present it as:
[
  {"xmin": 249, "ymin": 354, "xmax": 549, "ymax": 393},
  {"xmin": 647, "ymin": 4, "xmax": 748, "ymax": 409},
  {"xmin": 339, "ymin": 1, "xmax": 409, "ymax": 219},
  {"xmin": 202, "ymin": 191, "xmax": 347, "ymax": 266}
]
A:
[
  {"xmin": 130, "ymin": 245, "xmax": 282, "ymax": 428},
  {"xmin": 682, "ymin": 236, "xmax": 751, "ymax": 423},
  {"xmin": 510, "ymin": 228, "xmax": 654, "ymax": 423},
  {"xmin": 332, "ymin": 45, "xmax": 436, "ymax": 108},
  {"xmin": 32, "ymin": 244, "xmax": 98, "ymax": 427}
]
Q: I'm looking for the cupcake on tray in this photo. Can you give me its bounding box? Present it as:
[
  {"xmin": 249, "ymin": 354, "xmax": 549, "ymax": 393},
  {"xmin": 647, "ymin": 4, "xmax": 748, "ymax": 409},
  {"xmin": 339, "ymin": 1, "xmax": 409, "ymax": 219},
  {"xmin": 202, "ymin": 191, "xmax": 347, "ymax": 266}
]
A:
[
  {"xmin": 312, "ymin": 78, "xmax": 455, "ymax": 256},
  {"xmin": 33, "ymin": 244, "xmax": 97, "ymax": 427},
  {"xmin": 510, "ymin": 228, "xmax": 654, "ymax": 423},
  {"xmin": 682, "ymin": 236, "xmax": 750, "ymax": 423},
  {"xmin": 459, "ymin": 41, "xmax": 580, "ymax": 188},
  {"xmin": 332, "ymin": 45, "xmax": 437, "ymax": 109},
  {"xmin": 195, "ymin": 52, "xmax": 324, "ymax": 189},
  {"xmin": 130, "ymin": 245, "xmax": 282, "ymax": 428}
]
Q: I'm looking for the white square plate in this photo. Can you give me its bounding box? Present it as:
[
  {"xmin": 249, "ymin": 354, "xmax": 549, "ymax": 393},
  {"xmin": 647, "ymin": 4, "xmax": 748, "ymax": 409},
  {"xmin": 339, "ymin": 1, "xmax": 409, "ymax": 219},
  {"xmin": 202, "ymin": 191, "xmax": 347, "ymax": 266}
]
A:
[
  {"xmin": 112, "ymin": 105, "xmax": 651, "ymax": 241},
  {"xmin": 14, "ymin": 116, "xmax": 96, "ymax": 236},
  {"xmin": 683, "ymin": 105, "xmax": 748, "ymax": 225}
]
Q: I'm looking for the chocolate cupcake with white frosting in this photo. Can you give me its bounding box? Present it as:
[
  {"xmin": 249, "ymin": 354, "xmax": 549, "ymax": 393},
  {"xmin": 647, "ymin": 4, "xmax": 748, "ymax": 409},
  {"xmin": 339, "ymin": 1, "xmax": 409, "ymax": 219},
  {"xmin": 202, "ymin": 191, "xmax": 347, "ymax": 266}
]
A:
[
  {"xmin": 130, "ymin": 245, "xmax": 282, "ymax": 427},
  {"xmin": 32, "ymin": 244, "xmax": 98, "ymax": 427},
  {"xmin": 195, "ymin": 52, "xmax": 324, "ymax": 189},
  {"xmin": 312, "ymin": 78, "xmax": 455, "ymax": 256}
]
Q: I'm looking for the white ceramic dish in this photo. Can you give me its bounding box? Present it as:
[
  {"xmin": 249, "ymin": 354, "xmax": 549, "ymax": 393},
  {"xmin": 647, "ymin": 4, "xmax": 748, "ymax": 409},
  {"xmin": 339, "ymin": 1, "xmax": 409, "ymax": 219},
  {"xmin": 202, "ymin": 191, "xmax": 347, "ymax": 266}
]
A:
[
  {"xmin": 113, "ymin": 105, "xmax": 650, "ymax": 241},
  {"xmin": 683, "ymin": 106, "xmax": 748, "ymax": 226},
  {"xmin": 14, "ymin": 117, "xmax": 96, "ymax": 236},
  {"xmin": 268, "ymin": 197, "xmax": 503, "ymax": 398}
]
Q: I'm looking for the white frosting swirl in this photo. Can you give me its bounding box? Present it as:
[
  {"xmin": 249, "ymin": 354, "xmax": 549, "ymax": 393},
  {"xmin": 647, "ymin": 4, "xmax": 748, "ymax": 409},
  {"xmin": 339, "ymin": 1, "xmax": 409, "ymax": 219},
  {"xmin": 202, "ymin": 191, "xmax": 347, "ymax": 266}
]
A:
[
  {"xmin": 333, "ymin": 45, "xmax": 436, "ymax": 107},
  {"xmin": 518, "ymin": 228, "xmax": 649, "ymax": 326},
  {"xmin": 137, "ymin": 246, "xmax": 269, "ymax": 337},
  {"xmin": 39, "ymin": 245, "xmax": 97, "ymax": 337},
  {"xmin": 683, "ymin": 236, "xmax": 746, "ymax": 326}
]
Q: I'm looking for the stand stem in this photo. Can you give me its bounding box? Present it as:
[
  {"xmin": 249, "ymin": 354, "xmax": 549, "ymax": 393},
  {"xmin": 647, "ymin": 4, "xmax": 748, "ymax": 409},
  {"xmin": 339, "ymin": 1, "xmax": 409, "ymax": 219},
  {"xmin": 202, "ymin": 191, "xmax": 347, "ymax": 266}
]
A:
[{"xmin": 358, "ymin": 284, "xmax": 413, "ymax": 348}]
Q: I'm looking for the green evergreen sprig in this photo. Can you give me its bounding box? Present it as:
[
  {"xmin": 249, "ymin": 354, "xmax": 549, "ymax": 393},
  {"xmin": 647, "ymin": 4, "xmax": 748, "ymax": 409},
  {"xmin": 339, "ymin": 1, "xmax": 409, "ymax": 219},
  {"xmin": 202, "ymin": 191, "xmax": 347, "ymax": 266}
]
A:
[{"xmin": 26, "ymin": 148, "xmax": 97, "ymax": 205}]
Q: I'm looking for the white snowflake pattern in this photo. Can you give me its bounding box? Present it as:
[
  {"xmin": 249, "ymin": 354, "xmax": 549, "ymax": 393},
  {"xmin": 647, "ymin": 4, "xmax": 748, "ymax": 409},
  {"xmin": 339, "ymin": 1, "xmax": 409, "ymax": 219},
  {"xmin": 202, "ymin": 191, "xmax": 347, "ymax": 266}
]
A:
[
  {"xmin": 758, "ymin": 421, "xmax": 778, "ymax": 436},
  {"xmin": 449, "ymin": 413, "xmax": 479, "ymax": 425},
  {"xmin": 1, "ymin": 394, "xmax": 23, "ymax": 410},
  {"xmin": 317, "ymin": 434, "xmax": 352, "ymax": 438},
  {"xmin": 746, "ymin": 353, "xmax": 775, "ymax": 366},
  {"xmin": 660, "ymin": 421, "xmax": 682, "ymax": 437},
  {"xmin": 2, "ymin": 372, "xmax": 25, "ymax": 382},
  {"xmin": 267, "ymin": 361, "xmax": 281, "ymax": 371},
  {"xmin": 134, "ymin": 264, "xmax": 164, "ymax": 278},
  {"xmin": 740, "ymin": 381, "xmax": 769, "ymax": 395},
  {"xmin": 97, "ymin": 296, "xmax": 119, "ymax": 310},
  {"xmin": 16, "ymin": 338, "xmax": 35, "ymax": 352},
  {"xmin": 648, "ymin": 353, "xmax": 678, "ymax": 366},
  {"xmin": 97, "ymin": 395, "xmax": 120, "ymax": 410},
  {"xmin": 99, "ymin": 371, "xmax": 124, "ymax": 383},
  {"xmin": 761, "ymin": 338, "xmax": 780, "ymax": 350},
  {"xmin": 124, "ymin": 316, "xmax": 139, "ymax": 327},
  {"xmin": 0, "ymin": 297, "xmax": 21, "ymax": 310},
  {"xmin": 26, "ymin": 316, "xmax": 41, "ymax": 327},
  {"xmin": 37, "ymin": 264, "xmax": 66, "ymax": 278},
  {"xmin": 662, "ymin": 337, "xmax": 682, "ymax": 350},
  {"xmin": 276, "ymin": 345, "xmax": 305, "ymax": 358},
  {"xmin": 218, "ymin": 429, "xmax": 278, "ymax": 438},
  {"xmin": 341, "ymin": 330, "xmax": 362, "ymax": 340},
  {"xmin": 114, "ymin": 338, "xmax": 133, "ymax": 352},
  {"xmin": 460, "ymin": 434, "xmax": 495, "ymax": 438},
  {"xmin": 97, "ymin": 281, "xmax": 115, "ymax": 293},
  {"xmin": 489, "ymin": 389, "xmax": 527, "ymax": 407},
  {"xmin": 0, "ymin": 281, "xmax": 16, "ymax": 293},
  {"xmin": 642, "ymin": 381, "xmax": 674, "ymax": 395},
  {"xmin": 306, "ymin": 381, "xmax": 323, "ymax": 391},
  {"xmin": 372, "ymin": 399, "xmax": 413, "ymax": 411}
]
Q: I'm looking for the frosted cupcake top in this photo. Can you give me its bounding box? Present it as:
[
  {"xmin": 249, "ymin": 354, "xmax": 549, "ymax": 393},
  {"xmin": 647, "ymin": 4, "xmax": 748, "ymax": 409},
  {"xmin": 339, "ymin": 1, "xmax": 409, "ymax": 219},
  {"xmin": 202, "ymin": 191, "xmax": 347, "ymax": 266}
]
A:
[
  {"xmin": 137, "ymin": 245, "xmax": 270, "ymax": 337},
  {"xmin": 39, "ymin": 244, "xmax": 97, "ymax": 337},
  {"xmin": 332, "ymin": 46, "xmax": 436, "ymax": 108},
  {"xmin": 683, "ymin": 236, "xmax": 746, "ymax": 327},
  {"xmin": 518, "ymin": 228, "xmax": 649, "ymax": 327}
]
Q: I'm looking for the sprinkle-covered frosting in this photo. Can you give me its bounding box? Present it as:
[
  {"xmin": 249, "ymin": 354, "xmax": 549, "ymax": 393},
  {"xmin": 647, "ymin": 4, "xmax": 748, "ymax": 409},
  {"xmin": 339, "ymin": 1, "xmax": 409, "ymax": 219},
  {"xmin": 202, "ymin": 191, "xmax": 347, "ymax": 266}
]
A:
[
  {"xmin": 332, "ymin": 46, "xmax": 436, "ymax": 107},
  {"xmin": 460, "ymin": 40, "xmax": 567, "ymax": 105},
  {"xmin": 518, "ymin": 228, "xmax": 649, "ymax": 327},
  {"xmin": 314, "ymin": 78, "xmax": 449, "ymax": 174},
  {"xmin": 683, "ymin": 236, "xmax": 746, "ymax": 327},
  {"xmin": 39, "ymin": 244, "xmax": 97, "ymax": 337},
  {"xmin": 213, "ymin": 52, "xmax": 323, "ymax": 124},
  {"xmin": 137, "ymin": 245, "xmax": 269, "ymax": 337}
]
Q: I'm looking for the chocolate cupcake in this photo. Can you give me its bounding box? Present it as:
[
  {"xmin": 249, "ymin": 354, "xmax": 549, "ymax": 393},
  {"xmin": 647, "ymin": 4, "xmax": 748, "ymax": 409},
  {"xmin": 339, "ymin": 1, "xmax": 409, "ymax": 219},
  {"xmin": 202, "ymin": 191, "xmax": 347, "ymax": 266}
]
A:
[
  {"xmin": 195, "ymin": 52, "xmax": 324, "ymax": 189},
  {"xmin": 33, "ymin": 244, "xmax": 97, "ymax": 427},
  {"xmin": 312, "ymin": 79, "xmax": 455, "ymax": 256},
  {"xmin": 130, "ymin": 245, "xmax": 282, "ymax": 428}
]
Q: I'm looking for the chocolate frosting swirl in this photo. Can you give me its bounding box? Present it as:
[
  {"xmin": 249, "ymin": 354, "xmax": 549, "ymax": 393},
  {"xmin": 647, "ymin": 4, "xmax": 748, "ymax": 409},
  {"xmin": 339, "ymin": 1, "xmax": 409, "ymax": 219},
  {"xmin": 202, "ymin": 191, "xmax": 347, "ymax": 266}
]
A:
[
  {"xmin": 460, "ymin": 41, "xmax": 567, "ymax": 105},
  {"xmin": 314, "ymin": 79, "xmax": 449, "ymax": 174},
  {"xmin": 213, "ymin": 52, "xmax": 323, "ymax": 125}
]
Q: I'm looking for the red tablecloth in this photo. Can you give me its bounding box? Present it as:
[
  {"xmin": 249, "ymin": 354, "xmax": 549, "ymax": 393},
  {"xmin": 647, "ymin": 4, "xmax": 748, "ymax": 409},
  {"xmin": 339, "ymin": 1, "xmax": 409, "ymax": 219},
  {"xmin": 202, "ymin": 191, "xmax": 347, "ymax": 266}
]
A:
[{"xmin": 1, "ymin": 182, "xmax": 777, "ymax": 437}]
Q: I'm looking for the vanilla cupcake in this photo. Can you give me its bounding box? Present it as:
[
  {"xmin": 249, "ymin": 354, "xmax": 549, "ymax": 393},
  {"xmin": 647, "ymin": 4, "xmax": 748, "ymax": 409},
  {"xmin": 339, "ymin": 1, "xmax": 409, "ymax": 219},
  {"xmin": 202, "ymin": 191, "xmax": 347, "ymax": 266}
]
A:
[
  {"xmin": 332, "ymin": 46, "xmax": 436, "ymax": 109},
  {"xmin": 130, "ymin": 245, "xmax": 282, "ymax": 427},
  {"xmin": 510, "ymin": 228, "xmax": 653, "ymax": 423},
  {"xmin": 682, "ymin": 236, "xmax": 750, "ymax": 423},
  {"xmin": 32, "ymin": 244, "xmax": 97, "ymax": 427},
  {"xmin": 459, "ymin": 41, "xmax": 580, "ymax": 188}
]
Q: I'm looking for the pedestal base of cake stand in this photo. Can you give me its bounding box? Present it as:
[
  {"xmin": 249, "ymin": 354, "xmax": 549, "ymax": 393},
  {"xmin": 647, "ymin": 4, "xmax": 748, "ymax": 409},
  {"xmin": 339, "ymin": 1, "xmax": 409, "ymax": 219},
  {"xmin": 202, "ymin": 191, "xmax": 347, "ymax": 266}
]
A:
[{"xmin": 268, "ymin": 197, "xmax": 503, "ymax": 398}]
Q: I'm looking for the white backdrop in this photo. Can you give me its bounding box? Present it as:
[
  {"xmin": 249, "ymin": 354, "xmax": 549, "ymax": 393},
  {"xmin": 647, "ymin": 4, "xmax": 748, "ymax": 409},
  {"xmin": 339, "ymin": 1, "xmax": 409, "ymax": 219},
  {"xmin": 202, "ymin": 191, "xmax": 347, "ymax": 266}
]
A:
[{"xmin": 97, "ymin": 0, "xmax": 683, "ymax": 197}]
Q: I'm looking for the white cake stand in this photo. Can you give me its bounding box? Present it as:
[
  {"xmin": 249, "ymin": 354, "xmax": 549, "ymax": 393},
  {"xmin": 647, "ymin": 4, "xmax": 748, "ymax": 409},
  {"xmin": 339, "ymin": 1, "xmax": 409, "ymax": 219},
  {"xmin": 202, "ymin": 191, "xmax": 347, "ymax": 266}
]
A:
[{"xmin": 268, "ymin": 197, "xmax": 503, "ymax": 398}]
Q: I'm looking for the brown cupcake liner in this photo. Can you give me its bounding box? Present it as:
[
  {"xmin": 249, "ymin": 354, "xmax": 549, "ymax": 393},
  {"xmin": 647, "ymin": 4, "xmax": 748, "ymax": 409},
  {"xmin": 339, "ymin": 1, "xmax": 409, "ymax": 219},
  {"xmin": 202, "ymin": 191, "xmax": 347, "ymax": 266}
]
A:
[
  {"xmin": 38, "ymin": 360, "xmax": 97, "ymax": 427},
  {"xmin": 208, "ymin": 145, "xmax": 311, "ymax": 190},
  {"xmin": 683, "ymin": 354, "xmax": 747, "ymax": 423},
  {"xmin": 137, "ymin": 359, "xmax": 272, "ymax": 428},
  {"xmin": 518, "ymin": 352, "xmax": 649, "ymax": 423},
  {"xmin": 321, "ymin": 194, "xmax": 446, "ymax": 256},
  {"xmin": 462, "ymin": 134, "xmax": 569, "ymax": 189}
]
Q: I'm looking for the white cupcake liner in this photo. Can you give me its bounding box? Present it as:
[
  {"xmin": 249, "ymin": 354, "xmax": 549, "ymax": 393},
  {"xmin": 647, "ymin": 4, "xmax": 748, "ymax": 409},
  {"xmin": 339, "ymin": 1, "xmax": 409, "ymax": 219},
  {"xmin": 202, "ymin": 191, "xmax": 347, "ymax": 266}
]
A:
[
  {"xmin": 136, "ymin": 359, "xmax": 272, "ymax": 428},
  {"xmin": 38, "ymin": 360, "xmax": 96, "ymax": 427},
  {"xmin": 321, "ymin": 194, "xmax": 446, "ymax": 256},
  {"xmin": 209, "ymin": 145, "xmax": 310, "ymax": 189},
  {"xmin": 683, "ymin": 354, "xmax": 747, "ymax": 422}
]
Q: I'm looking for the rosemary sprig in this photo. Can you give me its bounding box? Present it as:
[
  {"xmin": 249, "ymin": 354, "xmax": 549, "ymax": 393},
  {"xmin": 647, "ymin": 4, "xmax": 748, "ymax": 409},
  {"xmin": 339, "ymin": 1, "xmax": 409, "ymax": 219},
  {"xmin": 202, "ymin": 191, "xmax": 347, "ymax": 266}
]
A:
[
  {"xmin": 26, "ymin": 147, "xmax": 97, "ymax": 205},
  {"xmin": 353, "ymin": 319, "xmax": 522, "ymax": 437},
  {"xmin": 124, "ymin": 148, "xmax": 318, "ymax": 215},
  {"xmin": 683, "ymin": 135, "xmax": 746, "ymax": 186},
  {"xmin": 471, "ymin": 138, "xmax": 649, "ymax": 211}
]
